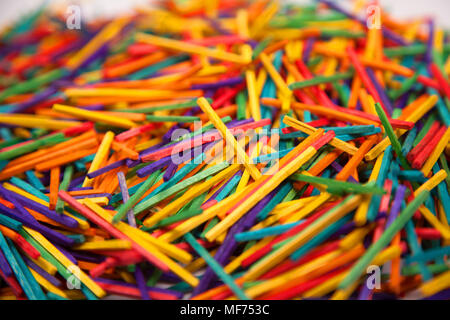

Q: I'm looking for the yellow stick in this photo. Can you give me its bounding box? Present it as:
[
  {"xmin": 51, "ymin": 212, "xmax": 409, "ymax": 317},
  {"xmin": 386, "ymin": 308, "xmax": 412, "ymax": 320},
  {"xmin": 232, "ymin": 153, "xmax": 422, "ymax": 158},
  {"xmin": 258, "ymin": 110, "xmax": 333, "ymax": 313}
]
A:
[
  {"xmin": 54, "ymin": 104, "xmax": 137, "ymax": 129},
  {"xmin": 260, "ymin": 53, "xmax": 292, "ymax": 98},
  {"xmin": 339, "ymin": 225, "xmax": 374, "ymax": 250},
  {"xmin": 271, "ymin": 196, "xmax": 316, "ymax": 214},
  {"xmin": 197, "ymin": 97, "xmax": 261, "ymax": 180},
  {"xmin": 135, "ymin": 33, "xmax": 249, "ymax": 64},
  {"xmin": 66, "ymin": 17, "xmax": 129, "ymax": 70},
  {"xmin": 224, "ymin": 237, "xmax": 274, "ymax": 274},
  {"xmin": 65, "ymin": 88, "xmax": 193, "ymax": 98},
  {"xmin": 236, "ymin": 9, "xmax": 249, "ymax": 39},
  {"xmin": 32, "ymin": 256, "xmax": 58, "ymax": 276},
  {"xmin": 77, "ymin": 197, "xmax": 110, "ymax": 206},
  {"xmin": 0, "ymin": 115, "xmax": 79, "ymax": 130},
  {"xmin": 246, "ymin": 68, "xmax": 262, "ymax": 121},
  {"xmin": 284, "ymin": 192, "xmax": 333, "ymax": 223},
  {"xmin": 414, "ymin": 270, "xmax": 450, "ymax": 298},
  {"xmin": 83, "ymin": 131, "xmax": 115, "ymax": 187},
  {"xmin": 245, "ymin": 250, "xmax": 343, "ymax": 298},
  {"xmin": 73, "ymin": 239, "xmax": 132, "ymax": 251},
  {"xmin": 414, "ymin": 169, "xmax": 448, "ymax": 196}
]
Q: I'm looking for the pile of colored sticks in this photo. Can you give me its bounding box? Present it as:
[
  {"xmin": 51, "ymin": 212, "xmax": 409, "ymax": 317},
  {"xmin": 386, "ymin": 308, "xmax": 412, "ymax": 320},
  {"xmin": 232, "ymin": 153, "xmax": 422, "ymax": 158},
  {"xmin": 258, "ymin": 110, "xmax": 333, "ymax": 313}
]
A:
[{"xmin": 0, "ymin": 0, "xmax": 450, "ymax": 300}]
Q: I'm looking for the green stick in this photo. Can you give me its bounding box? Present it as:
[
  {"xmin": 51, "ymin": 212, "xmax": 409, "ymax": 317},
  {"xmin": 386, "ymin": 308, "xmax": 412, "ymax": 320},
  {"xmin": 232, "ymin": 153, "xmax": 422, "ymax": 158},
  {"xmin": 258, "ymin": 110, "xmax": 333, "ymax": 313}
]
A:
[
  {"xmin": 0, "ymin": 68, "xmax": 68, "ymax": 102},
  {"xmin": 374, "ymin": 102, "xmax": 411, "ymax": 169},
  {"xmin": 146, "ymin": 115, "xmax": 200, "ymax": 123},
  {"xmin": 56, "ymin": 166, "xmax": 74, "ymax": 213},
  {"xmin": 290, "ymin": 174, "xmax": 386, "ymax": 195},
  {"xmin": 289, "ymin": 70, "xmax": 354, "ymax": 90},
  {"xmin": 0, "ymin": 133, "xmax": 66, "ymax": 161}
]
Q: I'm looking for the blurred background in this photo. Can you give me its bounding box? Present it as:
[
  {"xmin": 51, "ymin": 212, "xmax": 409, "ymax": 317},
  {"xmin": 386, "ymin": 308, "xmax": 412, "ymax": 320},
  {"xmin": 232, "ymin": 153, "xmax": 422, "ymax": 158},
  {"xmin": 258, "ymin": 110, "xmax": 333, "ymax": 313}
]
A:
[{"xmin": 0, "ymin": 0, "xmax": 449, "ymax": 29}]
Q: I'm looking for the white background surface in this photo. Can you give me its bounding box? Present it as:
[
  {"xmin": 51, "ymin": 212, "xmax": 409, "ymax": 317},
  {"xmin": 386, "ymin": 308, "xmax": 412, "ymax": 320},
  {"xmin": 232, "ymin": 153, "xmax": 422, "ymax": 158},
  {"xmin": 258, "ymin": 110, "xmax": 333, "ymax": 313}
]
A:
[{"xmin": 0, "ymin": 0, "xmax": 449, "ymax": 29}]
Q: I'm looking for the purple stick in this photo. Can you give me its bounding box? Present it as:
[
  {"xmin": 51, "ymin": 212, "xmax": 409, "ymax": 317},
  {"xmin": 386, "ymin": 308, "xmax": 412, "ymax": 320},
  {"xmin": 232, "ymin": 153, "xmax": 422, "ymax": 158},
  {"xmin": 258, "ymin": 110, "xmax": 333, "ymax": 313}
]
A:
[
  {"xmin": 12, "ymin": 86, "xmax": 58, "ymax": 113},
  {"xmin": 366, "ymin": 68, "xmax": 394, "ymax": 115},
  {"xmin": 385, "ymin": 185, "xmax": 407, "ymax": 229},
  {"xmin": 0, "ymin": 249, "xmax": 13, "ymax": 277},
  {"xmin": 0, "ymin": 203, "xmax": 74, "ymax": 246},
  {"xmin": 303, "ymin": 37, "xmax": 316, "ymax": 63},
  {"xmin": 136, "ymin": 156, "xmax": 172, "ymax": 178},
  {"xmin": 54, "ymin": 244, "xmax": 78, "ymax": 264},
  {"xmin": 87, "ymin": 159, "xmax": 126, "ymax": 179},
  {"xmin": 70, "ymin": 250, "xmax": 106, "ymax": 264},
  {"xmin": 8, "ymin": 190, "xmax": 79, "ymax": 228},
  {"xmin": 426, "ymin": 19, "xmax": 435, "ymax": 65},
  {"xmin": 23, "ymin": 255, "xmax": 62, "ymax": 287},
  {"xmin": 135, "ymin": 265, "xmax": 151, "ymax": 300},
  {"xmin": 163, "ymin": 162, "xmax": 178, "ymax": 181}
]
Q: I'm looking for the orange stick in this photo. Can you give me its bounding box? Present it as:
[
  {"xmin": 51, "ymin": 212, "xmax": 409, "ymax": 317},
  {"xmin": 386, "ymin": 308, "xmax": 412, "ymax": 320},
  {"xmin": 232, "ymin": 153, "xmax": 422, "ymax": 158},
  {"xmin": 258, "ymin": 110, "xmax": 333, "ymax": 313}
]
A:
[
  {"xmin": 348, "ymin": 76, "xmax": 361, "ymax": 109},
  {"xmin": 0, "ymin": 198, "xmax": 14, "ymax": 209},
  {"xmin": 49, "ymin": 166, "xmax": 61, "ymax": 210},
  {"xmin": 390, "ymin": 233, "xmax": 402, "ymax": 294},
  {"xmin": 35, "ymin": 148, "xmax": 97, "ymax": 172},
  {"xmin": 335, "ymin": 135, "xmax": 380, "ymax": 182},
  {"xmin": 111, "ymin": 141, "xmax": 140, "ymax": 160},
  {"xmin": 0, "ymin": 138, "xmax": 98, "ymax": 179},
  {"xmin": 103, "ymin": 52, "xmax": 168, "ymax": 78},
  {"xmin": 6, "ymin": 130, "xmax": 97, "ymax": 167},
  {"xmin": 398, "ymin": 94, "xmax": 430, "ymax": 120}
]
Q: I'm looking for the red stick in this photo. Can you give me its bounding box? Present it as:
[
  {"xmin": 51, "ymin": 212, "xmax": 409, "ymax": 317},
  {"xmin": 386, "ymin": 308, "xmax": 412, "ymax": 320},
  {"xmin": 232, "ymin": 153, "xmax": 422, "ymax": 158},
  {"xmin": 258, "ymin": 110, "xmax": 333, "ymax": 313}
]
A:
[{"xmin": 430, "ymin": 63, "xmax": 450, "ymax": 100}]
